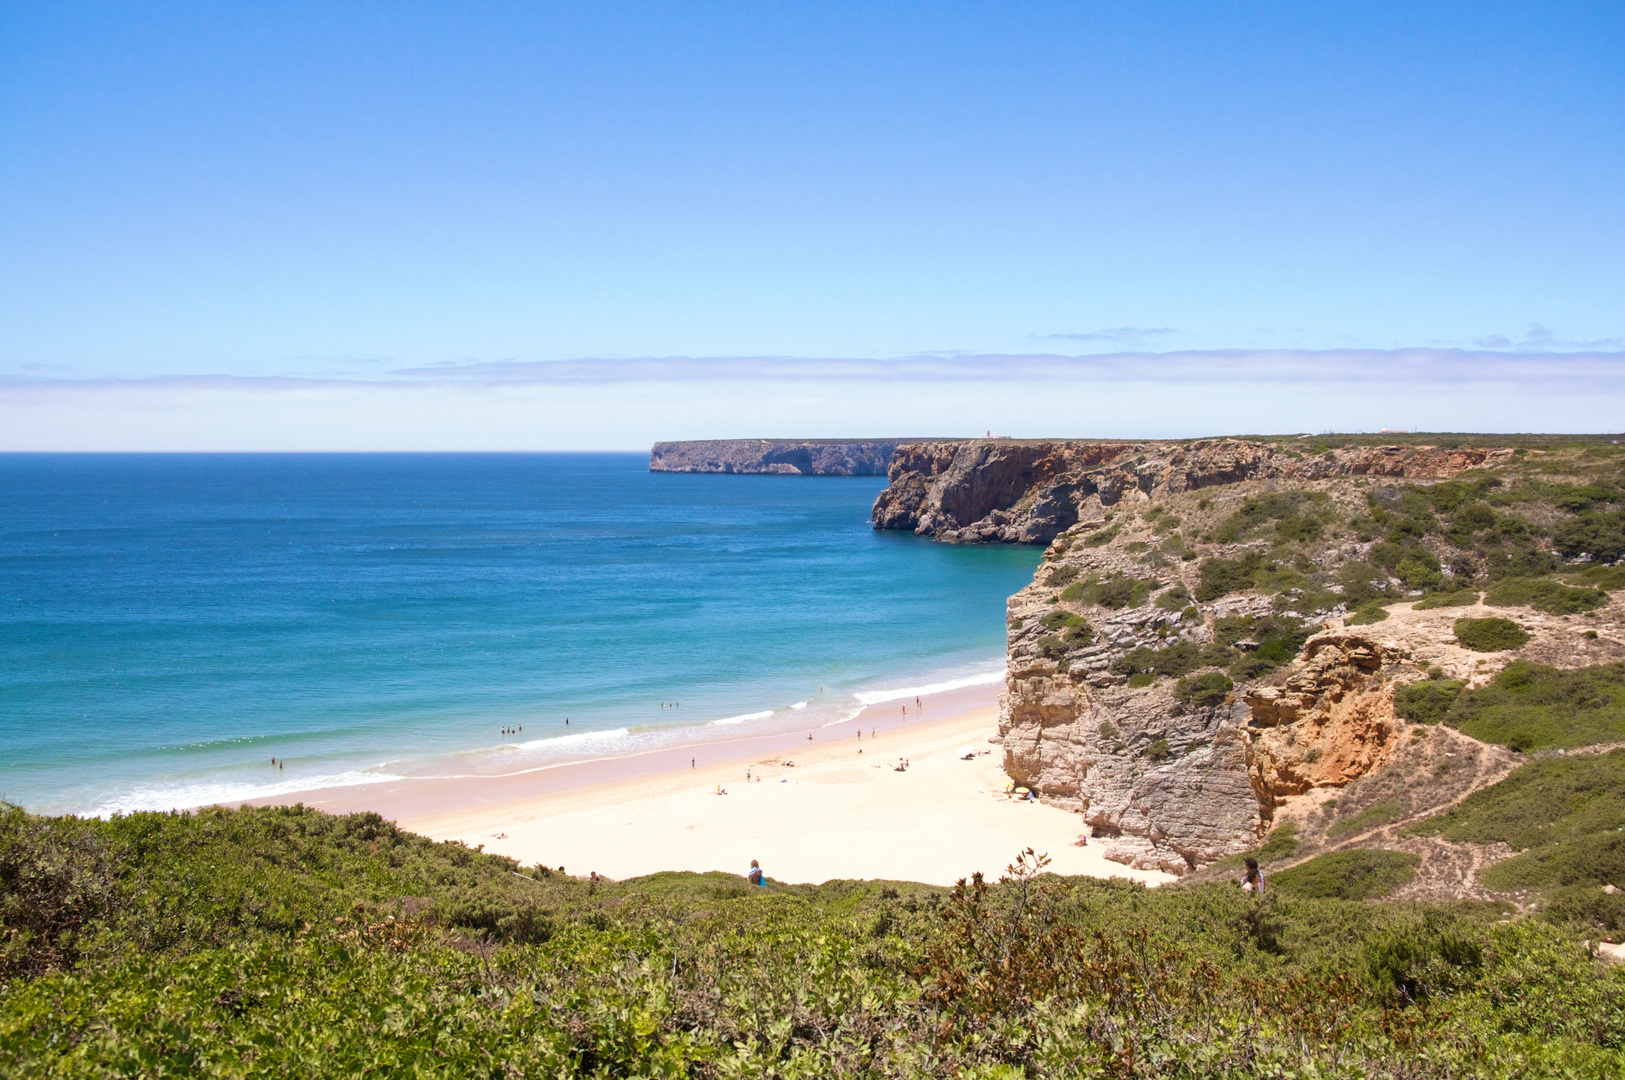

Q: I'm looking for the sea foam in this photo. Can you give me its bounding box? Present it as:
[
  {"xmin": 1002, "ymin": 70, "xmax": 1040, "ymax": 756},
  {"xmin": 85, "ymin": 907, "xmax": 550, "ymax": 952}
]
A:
[{"xmin": 852, "ymin": 669, "xmax": 1005, "ymax": 705}]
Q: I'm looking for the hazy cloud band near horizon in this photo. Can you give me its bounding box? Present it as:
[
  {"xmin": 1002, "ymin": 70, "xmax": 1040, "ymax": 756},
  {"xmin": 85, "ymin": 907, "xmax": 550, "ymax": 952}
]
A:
[{"xmin": 2, "ymin": 349, "xmax": 1621, "ymax": 452}]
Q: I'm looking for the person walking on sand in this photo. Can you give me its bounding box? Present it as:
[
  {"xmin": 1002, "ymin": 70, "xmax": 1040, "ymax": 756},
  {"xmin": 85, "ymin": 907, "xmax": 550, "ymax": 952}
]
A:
[
  {"xmin": 747, "ymin": 859, "xmax": 763, "ymax": 887},
  {"xmin": 1242, "ymin": 857, "xmax": 1266, "ymax": 895}
]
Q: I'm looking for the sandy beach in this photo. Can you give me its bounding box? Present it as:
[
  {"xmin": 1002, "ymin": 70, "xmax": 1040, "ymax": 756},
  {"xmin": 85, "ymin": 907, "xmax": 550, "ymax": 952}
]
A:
[{"xmin": 265, "ymin": 693, "xmax": 1172, "ymax": 889}]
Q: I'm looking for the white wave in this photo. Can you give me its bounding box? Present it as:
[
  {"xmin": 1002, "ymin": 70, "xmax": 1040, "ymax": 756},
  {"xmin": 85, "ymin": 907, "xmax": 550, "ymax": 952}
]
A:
[
  {"xmin": 790, "ymin": 701, "xmax": 808, "ymax": 710},
  {"xmin": 711, "ymin": 710, "xmax": 774, "ymax": 726},
  {"xmin": 818, "ymin": 706, "xmax": 867, "ymax": 729},
  {"xmin": 852, "ymin": 669, "xmax": 1005, "ymax": 705},
  {"xmin": 89, "ymin": 768, "xmax": 402, "ymax": 818},
  {"xmin": 515, "ymin": 727, "xmax": 630, "ymax": 750}
]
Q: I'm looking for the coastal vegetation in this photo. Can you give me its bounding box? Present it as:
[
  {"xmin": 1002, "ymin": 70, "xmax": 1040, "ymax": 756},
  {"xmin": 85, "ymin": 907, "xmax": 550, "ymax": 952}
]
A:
[
  {"xmin": 1268, "ymin": 849, "xmax": 1421, "ymax": 901},
  {"xmin": 5, "ymin": 804, "xmax": 1625, "ymax": 1077},
  {"xmin": 1406, "ymin": 749, "xmax": 1625, "ymax": 933},
  {"xmin": 1391, "ymin": 660, "xmax": 1625, "ymax": 752},
  {"xmin": 1454, "ymin": 616, "xmax": 1530, "ymax": 652}
]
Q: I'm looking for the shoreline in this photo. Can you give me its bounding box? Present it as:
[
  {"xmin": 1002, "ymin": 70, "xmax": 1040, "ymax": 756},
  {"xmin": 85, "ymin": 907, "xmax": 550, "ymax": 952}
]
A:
[
  {"xmin": 250, "ymin": 677, "xmax": 1006, "ymax": 821},
  {"xmin": 257, "ymin": 683, "xmax": 1173, "ymax": 889}
]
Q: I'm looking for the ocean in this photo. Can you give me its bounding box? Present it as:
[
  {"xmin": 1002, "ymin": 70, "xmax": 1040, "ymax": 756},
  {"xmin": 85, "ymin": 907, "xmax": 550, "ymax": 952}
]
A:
[{"xmin": 0, "ymin": 454, "xmax": 1040, "ymax": 815}]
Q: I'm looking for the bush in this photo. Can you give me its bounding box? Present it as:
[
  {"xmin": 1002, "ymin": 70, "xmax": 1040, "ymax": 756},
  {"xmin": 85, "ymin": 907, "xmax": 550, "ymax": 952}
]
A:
[
  {"xmin": 1412, "ymin": 589, "xmax": 1480, "ymax": 610},
  {"xmin": 0, "ymin": 806, "xmax": 120, "ymax": 979},
  {"xmin": 1110, "ymin": 640, "xmax": 1200, "ymax": 679},
  {"xmin": 1195, "ymin": 551, "xmax": 1273, "ymax": 601},
  {"xmin": 1043, "ymin": 564, "xmax": 1080, "ymax": 587},
  {"xmin": 1484, "ymin": 576, "xmax": 1608, "ymax": 615},
  {"xmin": 1455, "ymin": 616, "xmax": 1530, "ymax": 651},
  {"xmin": 1060, "ymin": 574, "xmax": 1152, "ymax": 609},
  {"xmin": 1337, "ymin": 560, "xmax": 1390, "ymax": 605},
  {"xmin": 1393, "ymin": 679, "xmax": 1466, "ymax": 724},
  {"xmin": 1327, "ymin": 799, "xmax": 1410, "ymax": 839},
  {"xmin": 1080, "ymin": 523, "xmax": 1120, "ymax": 547},
  {"xmin": 1433, "ymin": 661, "xmax": 1625, "ymax": 752},
  {"xmin": 1409, "ymin": 749, "xmax": 1625, "ymax": 926},
  {"xmin": 1346, "ymin": 600, "xmax": 1391, "ymax": 625},
  {"xmin": 1564, "ymin": 564, "xmax": 1625, "ymax": 592},
  {"xmin": 9, "ymin": 802, "xmax": 1625, "ymax": 1076},
  {"xmin": 1245, "ymin": 820, "xmax": 1300, "ymax": 865},
  {"xmin": 1154, "ymin": 583, "xmax": 1192, "ymax": 610},
  {"xmin": 1037, "ymin": 612, "xmax": 1093, "ymax": 662},
  {"xmin": 1210, "ymin": 491, "xmax": 1328, "ymax": 544},
  {"xmin": 1175, "ymin": 671, "xmax": 1234, "ymax": 708},
  {"xmin": 1144, "ymin": 738, "xmax": 1172, "ymax": 762},
  {"xmin": 1553, "ymin": 509, "xmax": 1625, "ymax": 563},
  {"xmin": 1270, "ymin": 849, "xmax": 1421, "ymax": 901}
]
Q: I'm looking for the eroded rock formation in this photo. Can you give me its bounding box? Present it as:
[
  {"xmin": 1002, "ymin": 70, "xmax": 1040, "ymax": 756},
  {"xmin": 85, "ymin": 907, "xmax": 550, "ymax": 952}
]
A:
[{"xmin": 1244, "ymin": 635, "xmax": 1401, "ymax": 814}]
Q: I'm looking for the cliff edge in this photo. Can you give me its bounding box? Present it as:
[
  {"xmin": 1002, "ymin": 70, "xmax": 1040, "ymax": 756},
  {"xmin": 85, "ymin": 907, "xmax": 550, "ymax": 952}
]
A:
[
  {"xmin": 991, "ymin": 438, "xmax": 1625, "ymax": 877},
  {"xmin": 650, "ymin": 439, "xmax": 904, "ymax": 476},
  {"xmin": 871, "ymin": 438, "xmax": 1510, "ymax": 544}
]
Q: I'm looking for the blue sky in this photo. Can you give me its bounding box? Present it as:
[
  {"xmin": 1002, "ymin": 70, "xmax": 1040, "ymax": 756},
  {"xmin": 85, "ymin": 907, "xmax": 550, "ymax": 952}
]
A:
[{"xmin": 1, "ymin": 3, "xmax": 1621, "ymax": 448}]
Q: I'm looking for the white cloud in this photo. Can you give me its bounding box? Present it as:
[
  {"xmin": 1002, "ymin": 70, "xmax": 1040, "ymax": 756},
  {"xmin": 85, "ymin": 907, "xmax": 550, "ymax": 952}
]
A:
[{"xmin": 2, "ymin": 348, "xmax": 1621, "ymax": 451}]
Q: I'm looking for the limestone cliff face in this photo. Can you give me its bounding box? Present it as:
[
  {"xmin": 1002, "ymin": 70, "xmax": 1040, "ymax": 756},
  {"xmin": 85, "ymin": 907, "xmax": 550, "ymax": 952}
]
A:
[
  {"xmin": 1244, "ymin": 635, "xmax": 1401, "ymax": 814},
  {"xmin": 871, "ymin": 439, "xmax": 1511, "ymax": 544},
  {"xmin": 991, "ymin": 444, "xmax": 1519, "ymax": 874},
  {"xmin": 651, "ymin": 440, "xmax": 903, "ymax": 476}
]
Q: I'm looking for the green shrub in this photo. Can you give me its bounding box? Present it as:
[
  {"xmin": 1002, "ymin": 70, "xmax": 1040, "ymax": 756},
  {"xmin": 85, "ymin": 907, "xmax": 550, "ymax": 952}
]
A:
[
  {"xmin": 1564, "ymin": 564, "xmax": 1625, "ymax": 592},
  {"xmin": 1144, "ymin": 738, "xmax": 1172, "ymax": 762},
  {"xmin": 9, "ymin": 801, "xmax": 1625, "ymax": 1076},
  {"xmin": 1127, "ymin": 672, "xmax": 1157, "ymax": 688},
  {"xmin": 1037, "ymin": 611, "xmax": 1094, "ymax": 660},
  {"xmin": 1393, "ymin": 679, "xmax": 1466, "ymax": 724},
  {"xmin": 1327, "ymin": 800, "xmax": 1410, "ymax": 839},
  {"xmin": 1433, "ymin": 661, "xmax": 1625, "ymax": 752},
  {"xmin": 1060, "ymin": 574, "xmax": 1153, "ymax": 609},
  {"xmin": 1454, "ymin": 616, "xmax": 1530, "ymax": 651},
  {"xmin": 1175, "ymin": 671, "xmax": 1234, "ymax": 708},
  {"xmin": 1043, "ymin": 564, "xmax": 1080, "ymax": 587},
  {"xmin": 1154, "ymin": 583, "xmax": 1192, "ymax": 610},
  {"xmin": 1337, "ymin": 560, "xmax": 1390, "ymax": 605},
  {"xmin": 1346, "ymin": 600, "xmax": 1391, "ymax": 625},
  {"xmin": 1211, "ymin": 820, "xmax": 1301, "ymax": 869},
  {"xmin": 1484, "ymin": 543, "xmax": 1562, "ymax": 581},
  {"xmin": 1409, "ymin": 749, "xmax": 1625, "ymax": 924},
  {"xmin": 1210, "ymin": 491, "xmax": 1328, "ymax": 544},
  {"xmin": 1256, "ymin": 821, "xmax": 1300, "ymax": 862},
  {"xmin": 1080, "ymin": 523, "xmax": 1120, "ymax": 547},
  {"xmin": 1195, "ymin": 551, "xmax": 1274, "ymax": 601},
  {"xmin": 1484, "ymin": 576, "xmax": 1608, "ymax": 614},
  {"xmin": 1412, "ymin": 589, "xmax": 1480, "ymax": 610},
  {"xmin": 1553, "ymin": 509, "xmax": 1625, "ymax": 563},
  {"xmin": 1270, "ymin": 849, "xmax": 1421, "ymax": 901},
  {"xmin": 1110, "ymin": 640, "xmax": 1200, "ymax": 679}
]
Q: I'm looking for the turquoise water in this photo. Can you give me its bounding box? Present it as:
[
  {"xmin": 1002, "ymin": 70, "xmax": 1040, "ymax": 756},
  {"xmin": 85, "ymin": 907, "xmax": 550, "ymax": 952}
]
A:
[{"xmin": 0, "ymin": 454, "xmax": 1039, "ymax": 815}]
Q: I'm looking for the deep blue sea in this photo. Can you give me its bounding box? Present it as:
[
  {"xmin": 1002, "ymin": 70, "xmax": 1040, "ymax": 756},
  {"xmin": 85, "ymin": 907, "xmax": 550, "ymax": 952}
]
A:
[{"xmin": 0, "ymin": 454, "xmax": 1040, "ymax": 815}]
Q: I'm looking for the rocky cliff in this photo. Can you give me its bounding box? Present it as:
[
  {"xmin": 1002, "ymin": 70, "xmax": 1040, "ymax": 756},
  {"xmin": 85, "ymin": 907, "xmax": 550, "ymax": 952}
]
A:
[
  {"xmin": 650, "ymin": 440, "xmax": 905, "ymax": 476},
  {"xmin": 871, "ymin": 438, "xmax": 1512, "ymax": 544},
  {"xmin": 989, "ymin": 439, "xmax": 1625, "ymax": 875}
]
